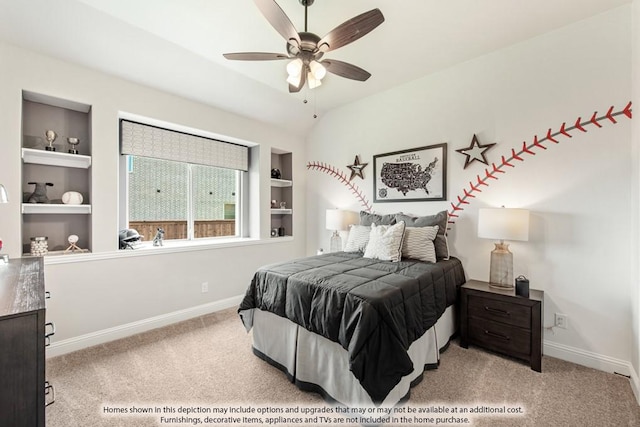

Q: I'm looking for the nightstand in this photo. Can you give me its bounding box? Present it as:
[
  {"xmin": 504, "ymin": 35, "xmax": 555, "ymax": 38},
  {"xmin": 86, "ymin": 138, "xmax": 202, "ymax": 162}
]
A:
[{"xmin": 460, "ymin": 279, "xmax": 543, "ymax": 372}]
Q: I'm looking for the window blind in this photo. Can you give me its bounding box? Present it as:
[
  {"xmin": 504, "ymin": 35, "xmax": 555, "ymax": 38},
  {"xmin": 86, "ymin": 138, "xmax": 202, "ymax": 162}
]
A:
[{"xmin": 120, "ymin": 120, "xmax": 249, "ymax": 172}]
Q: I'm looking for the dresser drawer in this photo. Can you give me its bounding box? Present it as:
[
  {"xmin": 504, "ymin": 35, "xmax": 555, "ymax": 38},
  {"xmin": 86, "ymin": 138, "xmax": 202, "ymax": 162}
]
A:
[
  {"xmin": 469, "ymin": 318, "xmax": 531, "ymax": 356},
  {"xmin": 468, "ymin": 294, "xmax": 531, "ymax": 329}
]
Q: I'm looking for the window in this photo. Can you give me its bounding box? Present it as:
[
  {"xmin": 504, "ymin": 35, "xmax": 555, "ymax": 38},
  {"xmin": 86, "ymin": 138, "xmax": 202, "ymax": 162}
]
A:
[{"xmin": 119, "ymin": 120, "xmax": 249, "ymax": 245}]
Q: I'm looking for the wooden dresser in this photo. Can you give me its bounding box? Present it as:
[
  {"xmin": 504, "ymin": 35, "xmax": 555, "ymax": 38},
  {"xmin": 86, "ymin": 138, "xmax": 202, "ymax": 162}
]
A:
[
  {"xmin": 460, "ymin": 279, "xmax": 543, "ymax": 372},
  {"xmin": 0, "ymin": 257, "xmax": 51, "ymax": 427}
]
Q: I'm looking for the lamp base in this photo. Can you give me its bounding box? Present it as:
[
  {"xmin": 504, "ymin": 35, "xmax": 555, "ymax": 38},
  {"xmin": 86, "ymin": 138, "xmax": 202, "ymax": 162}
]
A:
[
  {"xmin": 489, "ymin": 242, "xmax": 514, "ymax": 289},
  {"xmin": 330, "ymin": 231, "xmax": 342, "ymax": 253}
]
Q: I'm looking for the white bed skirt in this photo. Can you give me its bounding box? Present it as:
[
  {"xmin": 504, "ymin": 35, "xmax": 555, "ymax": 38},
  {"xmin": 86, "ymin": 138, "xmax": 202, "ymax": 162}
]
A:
[{"xmin": 243, "ymin": 306, "xmax": 456, "ymax": 407}]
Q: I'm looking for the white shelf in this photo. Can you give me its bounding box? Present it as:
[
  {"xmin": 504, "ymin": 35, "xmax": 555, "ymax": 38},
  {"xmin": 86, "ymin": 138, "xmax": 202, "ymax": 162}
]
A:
[
  {"xmin": 270, "ymin": 208, "xmax": 292, "ymax": 215},
  {"xmin": 22, "ymin": 148, "xmax": 91, "ymax": 169},
  {"xmin": 22, "ymin": 204, "xmax": 92, "ymax": 214},
  {"xmin": 270, "ymin": 178, "xmax": 292, "ymax": 187}
]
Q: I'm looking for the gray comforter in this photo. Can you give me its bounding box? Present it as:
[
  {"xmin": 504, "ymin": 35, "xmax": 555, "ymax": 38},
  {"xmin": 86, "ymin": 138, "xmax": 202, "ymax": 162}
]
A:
[{"xmin": 238, "ymin": 252, "xmax": 466, "ymax": 402}]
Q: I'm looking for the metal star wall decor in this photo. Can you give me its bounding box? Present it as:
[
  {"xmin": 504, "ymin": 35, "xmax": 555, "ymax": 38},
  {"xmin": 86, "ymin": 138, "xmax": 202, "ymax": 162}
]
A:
[
  {"xmin": 456, "ymin": 134, "xmax": 496, "ymax": 169},
  {"xmin": 347, "ymin": 155, "xmax": 368, "ymax": 181}
]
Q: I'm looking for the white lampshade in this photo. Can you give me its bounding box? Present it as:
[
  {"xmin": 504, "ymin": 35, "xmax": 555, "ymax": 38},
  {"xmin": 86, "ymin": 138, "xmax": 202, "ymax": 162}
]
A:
[
  {"xmin": 309, "ymin": 60, "xmax": 327, "ymax": 80},
  {"xmin": 307, "ymin": 72, "xmax": 322, "ymax": 89},
  {"xmin": 478, "ymin": 208, "xmax": 529, "ymax": 242},
  {"xmin": 326, "ymin": 209, "xmax": 357, "ymax": 231},
  {"xmin": 478, "ymin": 207, "xmax": 530, "ymax": 288},
  {"xmin": 286, "ymin": 58, "xmax": 303, "ymax": 88},
  {"xmin": 286, "ymin": 58, "xmax": 303, "ymax": 77},
  {"xmin": 0, "ymin": 184, "xmax": 8, "ymax": 203}
]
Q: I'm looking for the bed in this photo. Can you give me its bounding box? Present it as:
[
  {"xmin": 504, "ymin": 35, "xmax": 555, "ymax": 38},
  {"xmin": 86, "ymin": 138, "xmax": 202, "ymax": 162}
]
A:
[{"xmin": 239, "ymin": 248, "xmax": 466, "ymax": 406}]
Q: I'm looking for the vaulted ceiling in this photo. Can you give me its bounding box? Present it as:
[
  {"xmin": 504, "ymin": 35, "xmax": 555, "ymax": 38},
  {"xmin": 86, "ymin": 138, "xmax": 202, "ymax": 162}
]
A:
[{"xmin": 0, "ymin": 0, "xmax": 631, "ymax": 136}]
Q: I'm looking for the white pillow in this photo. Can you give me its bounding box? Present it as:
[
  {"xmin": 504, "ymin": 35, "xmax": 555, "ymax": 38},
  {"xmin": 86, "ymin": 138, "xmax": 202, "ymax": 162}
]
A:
[
  {"xmin": 363, "ymin": 221, "xmax": 406, "ymax": 262},
  {"xmin": 402, "ymin": 226, "xmax": 438, "ymax": 263},
  {"xmin": 344, "ymin": 225, "xmax": 371, "ymax": 252}
]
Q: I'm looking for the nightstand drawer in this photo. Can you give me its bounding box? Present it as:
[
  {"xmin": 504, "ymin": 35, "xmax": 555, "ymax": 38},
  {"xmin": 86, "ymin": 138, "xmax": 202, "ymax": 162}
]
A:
[
  {"xmin": 468, "ymin": 294, "xmax": 531, "ymax": 329},
  {"xmin": 469, "ymin": 318, "xmax": 531, "ymax": 356}
]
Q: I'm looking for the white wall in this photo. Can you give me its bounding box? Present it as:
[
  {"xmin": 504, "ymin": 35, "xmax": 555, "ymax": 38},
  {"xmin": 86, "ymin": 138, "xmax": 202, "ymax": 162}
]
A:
[
  {"xmin": 631, "ymin": 0, "xmax": 640, "ymax": 401},
  {"xmin": 307, "ymin": 6, "xmax": 635, "ymax": 375},
  {"xmin": 0, "ymin": 41, "xmax": 307, "ymax": 350}
]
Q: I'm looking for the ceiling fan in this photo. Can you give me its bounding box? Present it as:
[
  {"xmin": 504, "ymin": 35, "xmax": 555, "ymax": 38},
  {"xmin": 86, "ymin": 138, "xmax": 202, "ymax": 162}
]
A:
[{"xmin": 223, "ymin": 0, "xmax": 384, "ymax": 93}]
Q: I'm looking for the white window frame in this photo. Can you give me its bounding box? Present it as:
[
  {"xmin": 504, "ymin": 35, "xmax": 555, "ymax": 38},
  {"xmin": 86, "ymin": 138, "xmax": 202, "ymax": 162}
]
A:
[{"xmin": 117, "ymin": 115, "xmax": 254, "ymax": 248}]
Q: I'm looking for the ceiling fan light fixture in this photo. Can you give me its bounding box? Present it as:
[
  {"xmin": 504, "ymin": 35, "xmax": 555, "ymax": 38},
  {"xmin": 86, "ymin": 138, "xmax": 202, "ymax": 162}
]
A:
[
  {"xmin": 286, "ymin": 58, "xmax": 303, "ymax": 77},
  {"xmin": 309, "ymin": 60, "xmax": 326, "ymax": 80},
  {"xmin": 224, "ymin": 2, "xmax": 384, "ymax": 92},
  {"xmin": 286, "ymin": 73, "xmax": 303, "ymax": 88},
  {"xmin": 307, "ymin": 72, "xmax": 322, "ymax": 89}
]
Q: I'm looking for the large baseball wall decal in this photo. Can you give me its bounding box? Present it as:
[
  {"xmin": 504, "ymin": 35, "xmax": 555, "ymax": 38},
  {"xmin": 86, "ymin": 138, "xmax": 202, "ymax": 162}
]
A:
[
  {"xmin": 447, "ymin": 102, "xmax": 632, "ymax": 226},
  {"xmin": 307, "ymin": 162, "xmax": 373, "ymax": 212}
]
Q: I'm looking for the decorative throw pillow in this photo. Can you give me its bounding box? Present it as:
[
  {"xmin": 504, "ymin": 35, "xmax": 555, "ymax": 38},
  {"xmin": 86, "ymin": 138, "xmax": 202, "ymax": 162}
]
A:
[
  {"xmin": 395, "ymin": 211, "xmax": 449, "ymax": 260},
  {"xmin": 359, "ymin": 211, "xmax": 397, "ymax": 226},
  {"xmin": 344, "ymin": 225, "xmax": 371, "ymax": 252},
  {"xmin": 402, "ymin": 226, "xmax": 438, "ymax": 263},
  {"xmin": 363, "ymin": 221, "xmax": 406, "ymax": 262}
]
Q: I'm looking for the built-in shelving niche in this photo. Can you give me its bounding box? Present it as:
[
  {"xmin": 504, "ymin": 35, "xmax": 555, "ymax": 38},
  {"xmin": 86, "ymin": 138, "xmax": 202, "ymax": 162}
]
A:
[
  {"xmin": 270, "ymin": 149, "xmax": 293, "ymax": 238},
  {"xmin": 21, "ymin": 90, "xmax": 92, "ymax": 255}
]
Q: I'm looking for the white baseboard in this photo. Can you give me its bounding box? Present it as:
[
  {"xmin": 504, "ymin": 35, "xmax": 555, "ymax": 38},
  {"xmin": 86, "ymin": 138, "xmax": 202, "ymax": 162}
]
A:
[
  {"xmin": 46, "ymin": 295, "xmax": 244, "ymax": 358},
  {"xmin": 543, "ymin": 340, "xmax": 631, "ymax": 375},
  {"xmin": 544, "ymin": 340, "xmax": 639, "ymax": 405}
]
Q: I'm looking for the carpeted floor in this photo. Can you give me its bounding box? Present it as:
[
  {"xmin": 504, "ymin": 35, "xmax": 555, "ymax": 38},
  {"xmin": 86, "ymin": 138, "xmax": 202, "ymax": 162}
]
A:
[{"xmin": 45, "ymin": 307, "xmax": 640, "ymax": 426}]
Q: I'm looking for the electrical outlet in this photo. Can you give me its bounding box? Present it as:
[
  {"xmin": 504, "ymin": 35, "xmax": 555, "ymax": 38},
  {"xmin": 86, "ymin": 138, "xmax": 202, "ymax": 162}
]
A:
[
  {"xmin": 555, "ymin": 313, "xmax": 568, "ymax": 329},
  {"xmin": 201, "ymin": 282, "xmax": 209, "ymax": 293}
]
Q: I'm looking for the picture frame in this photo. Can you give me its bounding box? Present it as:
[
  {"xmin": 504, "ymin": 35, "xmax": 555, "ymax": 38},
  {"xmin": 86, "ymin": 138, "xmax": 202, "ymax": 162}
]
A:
[{"xmin": 373, "ymin": 143, "xmax": 447, "ymax": 203}]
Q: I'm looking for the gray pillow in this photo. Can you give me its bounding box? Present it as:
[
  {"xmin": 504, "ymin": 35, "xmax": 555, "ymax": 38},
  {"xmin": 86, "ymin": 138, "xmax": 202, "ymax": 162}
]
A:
[
  {"xmin": 395, "ymin": 211, "xmax": 449, "ymax": 260},
  {"xmin": 359, "ymin": 211, "xmax": 397, "ymax": 226}
]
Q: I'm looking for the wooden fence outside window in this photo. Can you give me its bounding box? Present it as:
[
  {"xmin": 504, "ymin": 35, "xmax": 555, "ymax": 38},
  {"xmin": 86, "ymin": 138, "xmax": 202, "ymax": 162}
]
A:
[{"xmin": 129, "ymin": 220, "xmax": 236, "ymax": 241}]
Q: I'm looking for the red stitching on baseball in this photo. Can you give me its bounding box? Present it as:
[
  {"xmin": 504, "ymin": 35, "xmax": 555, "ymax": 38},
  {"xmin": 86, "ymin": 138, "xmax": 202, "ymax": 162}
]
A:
[{"xmin": 447, "ymin": 102, "xmax": 632, "ymax": 225}]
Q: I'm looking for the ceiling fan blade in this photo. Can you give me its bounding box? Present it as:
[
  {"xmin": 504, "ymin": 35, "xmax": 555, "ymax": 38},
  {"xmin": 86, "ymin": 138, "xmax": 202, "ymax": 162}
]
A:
[
  {"xmin": 254, "ymin": 0, "xmax": 301, "ymax": 49},
  {"xmin": 288, "ymin": 69, "xmax": 306, "ymax": 93},
  {"xmin": 223, "ymin": 52, "xmax": 290, "ymax": 61},
  {"xmin": 317, "ymin": 8, "xmax": 384, "ymax": 53},
  {"xmin": 322, "ymin": 59, "xmax": 371, "ymax": 81}
]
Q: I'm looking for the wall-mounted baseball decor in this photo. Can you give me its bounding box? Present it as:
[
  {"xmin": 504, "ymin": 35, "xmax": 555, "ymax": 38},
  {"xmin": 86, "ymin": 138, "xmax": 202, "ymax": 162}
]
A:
[
  {"xmin": 448, "ymin": 102, "xmax": 632, "ymax": 227},
  {"xmin": 373, "ymin": 143, "xmax": 447, "ymax": 202},
  {"xmin": 455, "ymin": 134, "xmax": 496, "ymax": 169},
  {"xmin": 307, "ymin": 162, "xmax": 372, "ymax": 212},
  {"xmin": 347, "ymin": 155, "xmax": 368, "ymax": 181}
]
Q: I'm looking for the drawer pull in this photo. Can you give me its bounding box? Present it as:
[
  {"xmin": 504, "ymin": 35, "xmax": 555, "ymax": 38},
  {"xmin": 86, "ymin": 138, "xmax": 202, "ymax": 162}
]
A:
[
  {"xmin": 45, "ymin": 291, "xmax": 51, "ymax": 299},
  {"xmin": 484, "ymin": 330, "xmax": 510, "ymax": 341},
  {"xmin": 45, "ymin": 322, "xmax": 56, "ymax": 347},
  {"xmin": 45, "ymin": 381, "xmax": 55, "ymax": 407},
  {"xmin": 484, "ymin": 306, "xmax": 510, "ymax": 316}
]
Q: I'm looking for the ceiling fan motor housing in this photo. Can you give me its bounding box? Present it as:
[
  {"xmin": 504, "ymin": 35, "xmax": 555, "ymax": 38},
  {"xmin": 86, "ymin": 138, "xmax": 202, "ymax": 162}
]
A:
[{"xmin": 288, "ymin": 32, "xmax": 324, "ymax": 62}]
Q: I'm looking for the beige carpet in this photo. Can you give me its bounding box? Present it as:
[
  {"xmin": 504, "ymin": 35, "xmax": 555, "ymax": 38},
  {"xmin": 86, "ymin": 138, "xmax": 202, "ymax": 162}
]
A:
[{"xmin": 45, "ymin": 307, "xmax": 640, "ymax": 426}]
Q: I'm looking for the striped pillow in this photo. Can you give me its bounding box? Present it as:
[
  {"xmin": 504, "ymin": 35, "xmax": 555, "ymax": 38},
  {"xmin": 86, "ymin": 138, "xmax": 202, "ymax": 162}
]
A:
[
  {"xmin": 344, "ymin": 225, "xmax": 371, "ymax": 252},
  {"xmin": 402, "ymin": 226, "xmax": 439, "ymax": 263},
  {"xmin": 363, "ymin": 221, "xmax": 406, "ymax": 262}
]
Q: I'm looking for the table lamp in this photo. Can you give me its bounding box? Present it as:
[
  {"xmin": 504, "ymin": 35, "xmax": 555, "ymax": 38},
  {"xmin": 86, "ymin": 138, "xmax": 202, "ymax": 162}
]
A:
[
  {"xmin": 478, "ymin": 207, "xmax": 530, "ymax": 288},
  {"xmin": 326, "ymin": 209, "xmax": 357, "ymax": 252},
  {"xmin": 0, "ymin": 184, "xmax": 8, "ymax": 204}
]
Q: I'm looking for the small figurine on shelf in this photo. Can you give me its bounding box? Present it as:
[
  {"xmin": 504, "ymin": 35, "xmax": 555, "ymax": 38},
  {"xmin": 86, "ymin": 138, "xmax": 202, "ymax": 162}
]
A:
[
  {"xmin": 64, "ymin": 235, "xmax": 87, "ymax": 254},
  {"xmin": 153, "ymin": 228, "xmax": 165, "ymax": 247},
  {"xmin": 27, "ymin": 182, "xmax": 53, "ymax": 203},
  {"xmin": 271, "ymin": 168, "xmax": 281, "ymax": 179}
]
